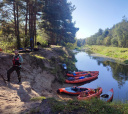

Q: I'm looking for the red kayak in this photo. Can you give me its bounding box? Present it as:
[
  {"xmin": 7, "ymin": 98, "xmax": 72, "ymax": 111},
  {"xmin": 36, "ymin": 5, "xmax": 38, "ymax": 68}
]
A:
[
  {"xmin": 65, "ymin": 74, "xmax": 98, "ymax": 84},
  {"xmin": 67, "ymin": 71, "xmax": 99, "ymax": 77},
  {"xmin": 57, "ymin": 86, "xmax": 92, "ymax": 95},
  {"xmin": 77, "ymin": 87, "xmax": 102, "ymax": 100},
  {"xmin": 100, "ymin": 88, "xmax": 114, "ymax": 102}
]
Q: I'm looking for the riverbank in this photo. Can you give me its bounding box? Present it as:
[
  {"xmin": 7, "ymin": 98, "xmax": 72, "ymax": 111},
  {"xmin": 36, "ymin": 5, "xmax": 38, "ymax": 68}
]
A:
[
  {"xmin": 0, "ymin": 45, "xmax": 77, "ymax": 113},
  {"xmin": 82, "ymin": 45, "xmax": 128, "ymax": 65}
]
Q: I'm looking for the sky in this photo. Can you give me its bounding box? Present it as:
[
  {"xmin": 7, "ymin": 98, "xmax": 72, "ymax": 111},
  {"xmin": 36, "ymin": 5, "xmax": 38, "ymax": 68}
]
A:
[{"xmin": 67, "ymin": 0, "xmax": 128, "ymax": 39}]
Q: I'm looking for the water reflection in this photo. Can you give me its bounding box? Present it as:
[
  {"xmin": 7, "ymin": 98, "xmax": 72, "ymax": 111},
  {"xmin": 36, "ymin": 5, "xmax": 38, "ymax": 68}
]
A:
[
  {"xmin": 92, "ymin": 57, "xmax": 128, "ymax": 88},
  {"xmin": 75, "ymin": 51, "xmax": 128, "ymax": 102}
]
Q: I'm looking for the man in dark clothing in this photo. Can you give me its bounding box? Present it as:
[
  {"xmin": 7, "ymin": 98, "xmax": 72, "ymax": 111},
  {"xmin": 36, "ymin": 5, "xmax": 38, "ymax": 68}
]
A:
[
  {"xmin": 7, "ymin": 50, "xmax": 23, "ymax": 84},
  {"xmin": 37, "ymin": 42, "xmax": 41, "ymax": 49}
]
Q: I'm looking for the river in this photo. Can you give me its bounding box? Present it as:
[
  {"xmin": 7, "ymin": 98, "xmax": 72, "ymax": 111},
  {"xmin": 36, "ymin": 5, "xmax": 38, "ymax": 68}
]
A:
[{"xmin": 75, "ymin": 51, "xmax": 128, "ymax": 102}]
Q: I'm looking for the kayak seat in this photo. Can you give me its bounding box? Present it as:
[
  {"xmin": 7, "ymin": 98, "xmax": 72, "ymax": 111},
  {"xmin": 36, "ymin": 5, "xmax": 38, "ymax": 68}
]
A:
[
  {"xmin": 80, "ymin": 88, "xmax": 88, "ymax": 91},
  {"xmin": 73, "ymin": 73, "xmax": 76, "ymax": 76},
  {"xmin": 86, "ymin": 74, "xmax": 92, "ymax": 77},
  {"xmin": 71, "ymin": 87, "xmax": 77, "ymax": 90},
  {"xmin": 79, "ymin": 76, "xmax": 85, "ymax": 79},
  {"xmin": 101, "ymin": 94, "xmax": 109, "ymax": 98},
  {"xmin": 68, "ymin": 77, "xmax": 75, "ymax": 81},
  {"xmin": 71, "ymin": 87, "xmax": 78, "ymax": 91}
]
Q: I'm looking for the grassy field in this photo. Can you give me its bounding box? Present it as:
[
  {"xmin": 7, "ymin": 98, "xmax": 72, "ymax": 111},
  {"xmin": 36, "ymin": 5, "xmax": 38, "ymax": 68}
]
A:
[{"xmin": 85, "ymin": 45, "xmax": 128, "ymax": 64}]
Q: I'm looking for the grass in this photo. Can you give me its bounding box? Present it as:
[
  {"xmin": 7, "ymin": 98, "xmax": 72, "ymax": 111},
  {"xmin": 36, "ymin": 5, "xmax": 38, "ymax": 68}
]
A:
[
  {"xmin": 30, "ymin": 96, "xmax": 46, "ymax": 101},
  {"xmin": 85, "ymin": 45, "xmax": 128, "ymax": 64},
  {"xmin": 51, "ymin": 98, "xmax": 128, "ymax": 113},
  {"xmin": 31, "ymin": 54, "xmax": 46, "ymax": 60},
  {"xmin": 28, "ymin": 98, "xmax": 128, "ymax": 114}
]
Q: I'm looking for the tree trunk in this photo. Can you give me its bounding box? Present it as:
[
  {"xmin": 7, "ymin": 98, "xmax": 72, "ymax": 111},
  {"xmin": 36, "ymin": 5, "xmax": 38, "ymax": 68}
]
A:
[
  {"xmin": 31, "ymin": 2, "xmax": 34, "ymax": 48},
  {"xmin": 16, "ymin": 3, "xmax": 20, "ymax": 49},
  {"xmin": 34, "ymin": 0, "xmax": 37, "ymax": 46},
  {"xmin": 25, "ymin": 0, "xmax": 28, "ymax": 47},
  {"xmin": 29, "ymin": 2, "xmax": 32, "ymax": 50},
  {"xmin": 29, "ymin": 1, "xmax": 34, "ymax": 51},
  {"xmin": 13, "ymin": 1, "xmax": 17, "ymax": 37}
]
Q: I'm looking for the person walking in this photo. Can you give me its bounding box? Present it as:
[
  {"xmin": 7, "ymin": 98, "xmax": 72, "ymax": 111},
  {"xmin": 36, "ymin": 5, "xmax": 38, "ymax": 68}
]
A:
[{"xmin": 7, "ymin": 50, "xmax": 23, "ymax": 84}]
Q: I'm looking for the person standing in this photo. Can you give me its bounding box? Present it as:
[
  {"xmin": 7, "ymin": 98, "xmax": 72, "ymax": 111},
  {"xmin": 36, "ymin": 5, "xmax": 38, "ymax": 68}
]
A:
[{"xmin": 7, "ymin": 50, "xmax": 23, "ymax": 84}]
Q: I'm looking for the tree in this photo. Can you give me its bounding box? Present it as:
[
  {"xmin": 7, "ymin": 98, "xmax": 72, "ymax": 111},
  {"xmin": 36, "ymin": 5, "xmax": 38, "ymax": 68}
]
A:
[
  {"xmin": 111, "ymin": 37, "xmax": 118, "ymax": 47},
  {"xmin": 0, "ymin": 0, "xmax": 44, "ymax": 49},
  {"xmin": 39, "ymin": 0, "xmax": 78, "ymax": 45},
  {"xmin": 86, "ymin": 17, "xmax": 128, "ymax": 48},
  {"xmin": 0, "ymin": 0, "xmax": 78, "ymax": 50},
  {"xmin": 103, "ymin": 36, "xmax": 111, "ymax": 46},
  {"xmin": 77, "ymin": 38, "xmax": 86, "ymax": 47}
]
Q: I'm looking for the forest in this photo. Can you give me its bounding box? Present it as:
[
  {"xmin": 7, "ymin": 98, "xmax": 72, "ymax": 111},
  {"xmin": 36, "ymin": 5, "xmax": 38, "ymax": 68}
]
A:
[
  {"xmin": 0, "ymin": 0, "xmax": 79, "ymax": 51},
  {"xmin": 85, "ymin": 17, "xmax": 128, "ymax": 48}
]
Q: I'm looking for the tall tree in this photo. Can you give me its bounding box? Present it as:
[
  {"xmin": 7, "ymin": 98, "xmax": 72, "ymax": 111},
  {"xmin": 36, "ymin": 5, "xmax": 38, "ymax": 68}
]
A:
[
  {"xmin": 16, "ymin": 1, "xmax": 20, "ymax": 49},
  {"xmin": 39, "ymin": 0, "xmax": 78, "ymax": 45}
]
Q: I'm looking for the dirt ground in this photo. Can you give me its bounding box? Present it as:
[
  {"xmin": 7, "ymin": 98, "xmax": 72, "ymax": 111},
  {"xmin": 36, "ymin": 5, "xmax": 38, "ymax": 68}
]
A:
[{"xmin": 0, "ymin": 46, "xmax": 76, "ymax": 114}]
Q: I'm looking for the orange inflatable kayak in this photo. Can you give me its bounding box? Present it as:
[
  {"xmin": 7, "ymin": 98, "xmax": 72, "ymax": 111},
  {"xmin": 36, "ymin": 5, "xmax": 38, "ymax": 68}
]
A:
[
  {"xmin": 57, "ymin": 86, "xmax": 92, "ymax": 95},
  {"xmin": 77, "ymin": 87, "xmax": 102, "ymax": 100},
  {"xmin": 65, "ymin": 74, "xmax": 98, "ymax": 84},
  {"xmin": 67, "ymin": 71, "xmax": 99, "ymax": 77}
]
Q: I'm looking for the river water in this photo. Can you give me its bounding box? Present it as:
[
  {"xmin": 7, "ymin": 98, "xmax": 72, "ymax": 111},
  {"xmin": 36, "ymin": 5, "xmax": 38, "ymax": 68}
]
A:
[{"xmin": 75, "ymin": 51, "xmax": 128, "ymax": 102}]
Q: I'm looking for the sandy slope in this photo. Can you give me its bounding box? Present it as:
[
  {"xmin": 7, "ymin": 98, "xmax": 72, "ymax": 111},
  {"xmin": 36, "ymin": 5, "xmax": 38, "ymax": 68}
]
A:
[{"xmin": 0, "ymin": 46, "xmax": 73, "ymax": 114}]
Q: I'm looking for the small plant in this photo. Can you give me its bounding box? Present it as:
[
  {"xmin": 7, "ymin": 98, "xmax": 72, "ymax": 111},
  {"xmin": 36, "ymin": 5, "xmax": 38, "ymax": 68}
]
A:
[{"xmin": 30, "ymin": 96, "xmax": 46, "ymax": 101}]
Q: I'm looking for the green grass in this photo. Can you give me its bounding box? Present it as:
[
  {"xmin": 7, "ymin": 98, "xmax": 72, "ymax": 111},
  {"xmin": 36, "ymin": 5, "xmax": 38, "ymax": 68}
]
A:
[
  {"xmin": 51, "ymin": 98, "xmax": 128, "ymax": 114},
  {"xmin": 28, "ymin": 98, "xmax": 128, "ymax": 114},
  {"xmin": 31, "ymin": 54, "xmax": 46, "ymax": 60},
  {"xmin": 30, "ymin": 96, "xmax": 46, "ymax": 101},
  {"xmin": 85, "ymin": 45, "xmax": 128, "ymax": 64}
]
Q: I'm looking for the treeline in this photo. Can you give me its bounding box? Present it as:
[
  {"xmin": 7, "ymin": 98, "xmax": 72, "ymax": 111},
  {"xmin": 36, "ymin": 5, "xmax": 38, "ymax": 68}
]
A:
[
  {"xmin": 86, "ymin": 18, "xmax": 128, "ymax": 48},
  {"xmin": 0, "ymin": 0, "xmax": 78, "ymax": 50}
]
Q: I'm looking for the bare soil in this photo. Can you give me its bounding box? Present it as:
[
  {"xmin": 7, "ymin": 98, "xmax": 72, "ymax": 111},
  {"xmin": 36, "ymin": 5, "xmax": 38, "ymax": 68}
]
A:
[{"xmin": 0, "ymin": 46, "xmax": 75, "ymax": 114}]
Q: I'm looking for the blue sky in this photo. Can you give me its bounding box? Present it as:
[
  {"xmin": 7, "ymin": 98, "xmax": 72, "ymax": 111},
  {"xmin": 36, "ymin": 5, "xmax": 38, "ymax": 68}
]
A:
[{"xmin": 67, "ymin": 0, "xmax": 128, "ymax": 39}]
